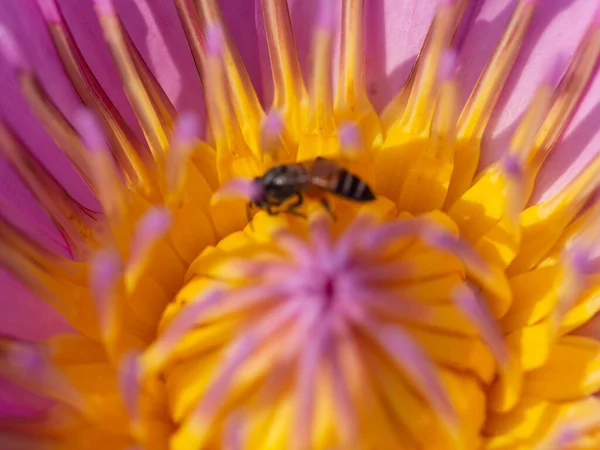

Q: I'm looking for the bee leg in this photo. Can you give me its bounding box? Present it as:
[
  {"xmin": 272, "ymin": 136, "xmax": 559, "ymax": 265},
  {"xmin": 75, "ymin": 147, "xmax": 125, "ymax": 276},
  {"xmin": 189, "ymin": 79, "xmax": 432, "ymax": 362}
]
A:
[
  {"xmin": 287, "ymin": 209, "xmax": 306, "ymax": 219},
  {"xmin": 285, "ymin": 193, "xmax": 307, "ymax": 218},
  {"xmin": 320, "ymin": 197, "xmax": 336, "ymax": 221}
]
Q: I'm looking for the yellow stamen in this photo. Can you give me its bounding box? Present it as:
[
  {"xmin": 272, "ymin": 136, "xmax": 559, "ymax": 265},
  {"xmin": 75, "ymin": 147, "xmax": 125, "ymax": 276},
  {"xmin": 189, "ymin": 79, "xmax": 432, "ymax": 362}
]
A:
[
  {"xmin": 509, "ymin": 153, "xmax": 600, "ymax": 275},
  {"xmin": 43, "ymin": 10, "xmax": 157, "ymax": 199},
  {"xmin": 374, "ymin": 1, "xmax": 461, "ymax": 205},
  {"xmin": 0, "ymin": 120, "xmax": 99, "ymax": 257},
  {"xmin": 446, "ymin": 0, "xmax": 538, "ymax": 206},
  {"xmin": 123, "ymin": 31, "xmax": 177, "ymax": 133},
  {"xmin": 397, "ymin": 51, "xmax": 459, "ymax": 214},
  {"xmin": 16, "ymin": 72, "xmax": 94, "ymax": 187},
  {"xmin": 0, "ymin": 339, "xmax": 87, "ymax": 413},
  {"xmin": 261, "ymin": 0, "xmax": 308, "ymax": 145},
  {"xmin": 380, "ymin": 0, "xmax": 471, "ymax": 131},
  {"xmin": 526, "ymin": 16, "xmax": 600, "ymax": 195},
  {"xmin": 397, "ymin": 1, "xmax": 457, "ymax": 135},
  {"xmin": 471, "ymin": 61, "xmax": 559, "ymax": 269},
  {"xmin": 95, "ymin": 0, "xmax": 169, "ymax": 164},
  {"xmin": 0, "ymin": 241, "xmax": 99, "ymax": 338},
  {"xmin": 203, "ymin": 25, "xmax": 259, "ymax": 182},
  {"xmin": 335, "ymin": 0, "xmax": 381, "ymax": 148},
  {"xmin": 194, "ymin": 0, "xmax": 265, "ymax": 153},
  {"xmin": 0, "ymin": 213, "xmax": 86, "ymax": 286},
  {"xmin": 297, "ymin": 3, "xmax": 338, "ymax": 160}
]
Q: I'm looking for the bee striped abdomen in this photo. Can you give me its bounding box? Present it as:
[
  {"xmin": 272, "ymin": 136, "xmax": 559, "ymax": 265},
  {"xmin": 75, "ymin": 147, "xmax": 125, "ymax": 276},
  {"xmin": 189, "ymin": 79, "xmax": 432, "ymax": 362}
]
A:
[{"xmin": 333, "ymin": 169, "xmax": 375, "ymax": 202}]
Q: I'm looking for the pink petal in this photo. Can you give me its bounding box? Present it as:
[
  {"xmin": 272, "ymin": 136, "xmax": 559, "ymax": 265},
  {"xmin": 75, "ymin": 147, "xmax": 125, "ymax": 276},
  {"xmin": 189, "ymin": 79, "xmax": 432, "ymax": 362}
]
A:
[
  {"xmin": 112, "ymin": 0, "xmax": 207, "ymax": 122},
  {"xmin": 365, "ymin": 0, "xmax": 438, "ymax": 110},
  {"xmin": 0, "ymin": 376, "xmax": 52, "ymax": 419},
  {"xmin": 52, "ymin": 0, "xmax": 144, "ymax": 142},
  {"xmin": 0, "ymin": 0, "xmax": 98, "ymax": 210},
  {"xmin": 220, "ymin": 0, "xmax": 264, "ymax": 101},
  {"xmin": 286, "ymin": 0, "xmax": 342, "ymax": 94},
  {"xmin": 0, "ymin": 162, "xmax": 69, "ymax": 254},
  {"xmin": 0, "ymin": 269, "xmax": 72, "ymax": 340},
  {"xmin": 460, "ymin": 0, "xmax": 600, "ymax": 200},
  {"xmin": 255, "ymin": 0, "xmax": 437, "ymax": 110}
]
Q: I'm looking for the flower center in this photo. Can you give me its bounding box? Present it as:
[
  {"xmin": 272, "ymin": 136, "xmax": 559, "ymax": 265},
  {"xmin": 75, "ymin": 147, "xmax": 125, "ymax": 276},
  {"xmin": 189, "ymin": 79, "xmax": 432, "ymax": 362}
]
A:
[{"xmin": 133, "ymin": 204, "xmax": 507, "ymax": 449}]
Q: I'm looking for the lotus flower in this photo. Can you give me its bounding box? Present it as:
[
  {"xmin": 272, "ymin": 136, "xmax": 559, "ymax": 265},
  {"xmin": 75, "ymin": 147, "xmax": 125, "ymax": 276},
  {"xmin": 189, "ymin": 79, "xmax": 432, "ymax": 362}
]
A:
[{"xmin": 1, "ymin": 0, "xmax": 600, "ymax": 448}]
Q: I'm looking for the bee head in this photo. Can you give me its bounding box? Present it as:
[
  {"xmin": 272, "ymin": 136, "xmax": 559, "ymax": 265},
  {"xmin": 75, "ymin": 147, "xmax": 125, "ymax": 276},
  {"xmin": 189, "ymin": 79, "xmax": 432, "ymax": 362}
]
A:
[{"xmin": 247, "ymin": 177, "xmax": 270, "ymax": 211}]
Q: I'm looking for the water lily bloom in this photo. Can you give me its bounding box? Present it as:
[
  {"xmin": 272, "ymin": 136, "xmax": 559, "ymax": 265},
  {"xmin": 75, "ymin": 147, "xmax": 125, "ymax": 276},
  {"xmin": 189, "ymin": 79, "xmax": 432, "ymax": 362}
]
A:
[{"xmin": 2, "ymin": 0, "xmax": 600, "ymax": 448}]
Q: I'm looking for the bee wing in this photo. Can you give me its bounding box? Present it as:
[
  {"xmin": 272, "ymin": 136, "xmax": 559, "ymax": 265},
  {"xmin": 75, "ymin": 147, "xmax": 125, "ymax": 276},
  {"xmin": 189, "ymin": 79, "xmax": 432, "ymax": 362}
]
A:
[{"xmin": 305, "ymin": 158, "xmax": 341, "ymax": 190}]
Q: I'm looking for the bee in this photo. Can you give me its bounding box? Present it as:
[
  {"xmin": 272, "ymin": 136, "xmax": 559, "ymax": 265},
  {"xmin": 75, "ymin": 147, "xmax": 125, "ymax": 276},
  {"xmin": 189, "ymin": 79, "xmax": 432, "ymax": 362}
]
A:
[{"xmin": 250, "ymin": 157, "xmax": 375, "ymax": 218}]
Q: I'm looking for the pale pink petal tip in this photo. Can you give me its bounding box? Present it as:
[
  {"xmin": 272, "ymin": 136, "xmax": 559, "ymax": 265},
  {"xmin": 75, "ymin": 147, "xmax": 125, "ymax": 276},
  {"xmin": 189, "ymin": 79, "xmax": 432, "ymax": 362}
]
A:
[
  {"xmin": 89, "ymin": 249, "xmax": 122, "ymax": 298},
  {"xmin": 438, "ymin": 0, "xmax": 457, "ymax": 7},
  {"xmin": 73, "ymin": 109, "xmax": 107, "ymax": 152},
  {"xmin": 93, "ymin": 0, "xmax": 116, "ymax": 16},
  {"xmin": 129, "ymin": 207, "xmax": 172, "ymax": 264},
  {"xmin": 6, "ymin": 344, "xmax": 44, "ymax": 372},
  {"xmin": 173, "ymin": 112, "xmax": 200, "ymax": 145},
  {"xmin": 37, "ymin": 0, "xmax": 61, "ymax": 23},
  {"xmin": 502, "ymin": 154, "xmax": 523, "ymax": 178},
  {"xmin": 452, "ymin": 284, "xmax": 510, "ymax": 367},
  {"xmin": 262, "ymin": 111, "xmax": 284, "ymax": 138},
  {"xmin": 206, "ymin": 25, "xmax": 225, "ymax": 57},
  {"xmin": 544, "ymin": 54, "xmax": 568, "ymax": 87},
  {"xmin": 0, "ymin": 27, "xmax": 29, "ymax": 72},
  {"xmin": 224, "ymin": 414, "xmax": 244, "ymax": 450},
  {"xmin": 118, "ymin": 351, "xmax": 141, "ymax": 419},
  {"xmin": 438, "ymin": 49, "xmax": 458, "ymax": 81},
  {"xmin": 338, "ymin": 122, "xmax": 361, "ymax": 150},
  {"xmin": 317, "ymin": 0, "xmax": 335, "ymax": 30},
  {"xmin": 595, "ymin": 6, "xmax": 600, "ymax": 26},
  {"xmin": 567, "ymin": 247, "xmax": 592, "ymax": 274},
  {"xmin": 215, "ymin": 178, "xmax": 262, "ymax": 202},
  {"xmin": 136, "ymin": 207, "xmax": 172, "ymax": 243}
]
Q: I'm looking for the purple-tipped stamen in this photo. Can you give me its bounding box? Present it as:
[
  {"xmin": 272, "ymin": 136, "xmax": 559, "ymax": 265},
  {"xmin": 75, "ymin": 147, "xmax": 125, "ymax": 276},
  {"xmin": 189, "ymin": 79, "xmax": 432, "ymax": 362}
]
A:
[
  {"xmin": 37, "ymin": 0, "xmax": 62, "ymax": 23},
  {"xmin": 214, "ymin": 178, "xmax": 263, "ymax": 203},
  {"xmin": 338, "ymin": 122, "xmax": 362, "ymax": 151},
  {"xmin": 438, "ymin": 49, "xmax": 458, "ymax": 81},
  {"xmin": 118, "ymin": 351, "xmax": 142, "ymax": 424},
  {"xmin": 451, "ymin": 283, "xmax": 510, "ymax": 369},
  {"xmin": 93, "ymin": 0, "xmax": 117, "ymax": 16},
  {"xmin": 0, "ymin": 26, "xmax": 30, "ymax": 72},
  {"xmin": 205, "ymin": 24, "xmax": 225, "ymax": 57},
  {"xmin": 73, "ymin": 109, "xmax": 109, "ymax": 152},
  {"xmin": 128, "ymin": 207, "xmax": 172, "ymax": 269},
  {"xmin": 363, "ymin": 321, "xmax": 459, "ymax": 437}
]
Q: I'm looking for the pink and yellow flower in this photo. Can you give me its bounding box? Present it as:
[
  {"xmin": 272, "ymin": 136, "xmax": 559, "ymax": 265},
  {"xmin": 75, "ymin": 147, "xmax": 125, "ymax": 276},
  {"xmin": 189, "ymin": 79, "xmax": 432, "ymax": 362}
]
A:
[{"xmin": 1, "ymin": 0, "xmax": 600, "ymax": 448}]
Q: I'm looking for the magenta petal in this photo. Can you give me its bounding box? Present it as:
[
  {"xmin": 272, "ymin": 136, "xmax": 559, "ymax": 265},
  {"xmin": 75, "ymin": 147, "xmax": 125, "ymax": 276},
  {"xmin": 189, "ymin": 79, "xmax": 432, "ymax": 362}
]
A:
[
  {"xmin": 0, "ymin": 376, "xmax": 52, "ymax": 419},
  {"xmin": 112, "ymin": 0, "xmax": 207, "ymax": 121},
  {"xmin": 365, "ymin": 0, "xmax": 437, "ymax": 110},
  {"xmin": 0, "ymin": 0, "xmax": 99, "ymax": 210},
  {"xmin": 0, "ymin": 161, "xmax": 69, "ymax": 254},
  {"xmin": 462, "ymin": 0, "xmax": 600, "ymax": 201},
  {"xmin": 0, "ymin": 270, "xmax": 72, "ymax": 340},
  {"xmin": 220, "ymin": 0, "xmax": 263, "ymax": 101},
  {"xmin": 54, "ymin": 0, "xmax": 144, "ymax": 141},
  {"xmin": 118, "ymin": 351, "xmax": 142, "ymax": 421},
  {"xmin": 534, "ymin": 61, "xmax": 600, "ymax": 201},
  {"xmin": 256, "ymin": 0, "xmax": 436, "ymax": 110},
  {"xmin": 286, "ymin": 0, "xmax": 341, "ymax": 89}
]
